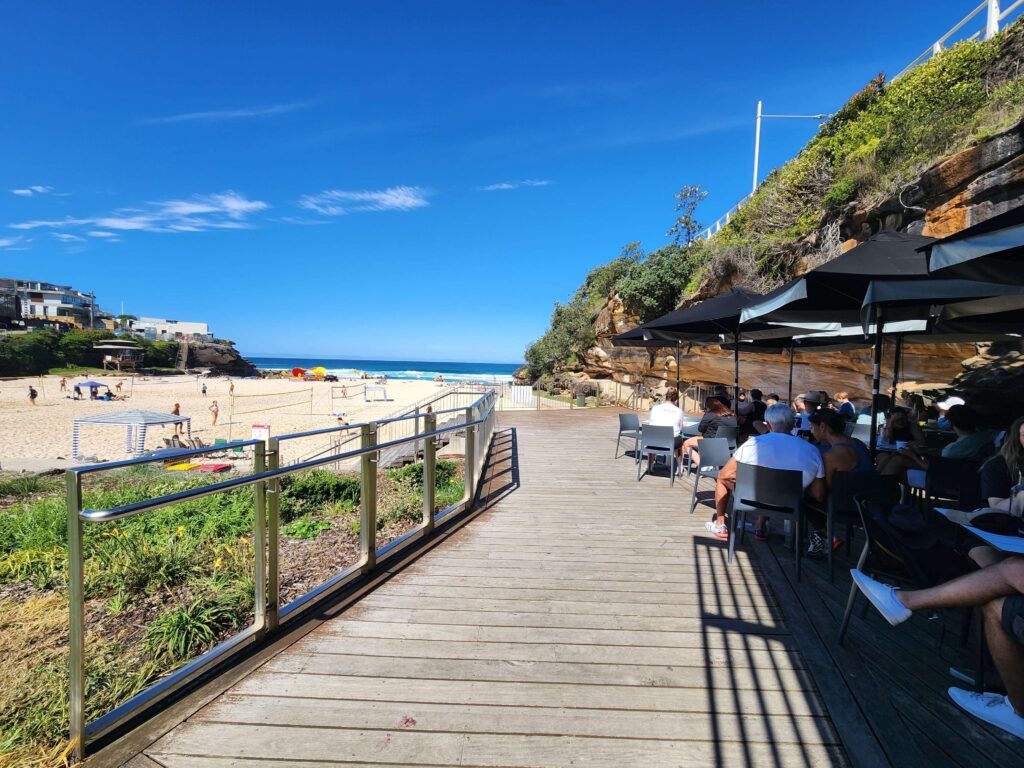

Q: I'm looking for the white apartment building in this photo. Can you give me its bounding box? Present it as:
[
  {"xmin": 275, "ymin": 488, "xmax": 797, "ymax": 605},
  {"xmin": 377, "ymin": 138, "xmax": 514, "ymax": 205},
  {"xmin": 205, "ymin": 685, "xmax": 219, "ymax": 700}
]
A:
[{"xmin": 129, "ymin": 317, "xmax": 213, "ymax": 341}]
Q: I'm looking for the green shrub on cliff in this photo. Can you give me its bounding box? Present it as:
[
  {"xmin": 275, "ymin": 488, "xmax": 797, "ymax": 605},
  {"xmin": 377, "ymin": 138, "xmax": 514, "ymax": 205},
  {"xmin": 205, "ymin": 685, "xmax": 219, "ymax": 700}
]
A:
[
  {"xmin": 0, "ymin": 331, "xmax": 58, "ymax": 375},
  {"xmin": 525, "ymin": 20, "xmax": 1024, "ymax": 374}
]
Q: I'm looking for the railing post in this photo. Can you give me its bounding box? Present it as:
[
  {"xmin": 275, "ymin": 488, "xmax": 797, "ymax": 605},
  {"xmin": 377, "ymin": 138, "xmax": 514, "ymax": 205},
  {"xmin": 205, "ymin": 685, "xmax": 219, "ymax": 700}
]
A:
[
  {"xmin": 464, "ymin": 407, "xmax": 476, "ymax": 504},
  {"xmin": 423, "ymin": 413, "xmax": 437, "ymax": 534},
  {"xmin": 252, "ymin": 441, "xmax": 268, "ymax": 638},
  {"xmin": 67, "ymin": 470, "xmax": 86, "ymax": 763},
  {"xmin": 360, "ymin": 422, "xmax": 378, "ymax": 573},
  {"xmin": 986, "ymin": 0, "xmax": 1001, "ymax": 40},
  {"xmin": 265, "ymin": 437, "xmax": 280, "ymax": 634}
]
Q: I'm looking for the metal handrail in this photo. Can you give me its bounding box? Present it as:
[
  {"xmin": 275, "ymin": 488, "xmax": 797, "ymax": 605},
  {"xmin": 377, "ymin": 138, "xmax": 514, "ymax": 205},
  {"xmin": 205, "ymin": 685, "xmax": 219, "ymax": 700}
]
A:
[{"xmin": 66, "ymin": 388, "xmax": 500, "ymax": 760}]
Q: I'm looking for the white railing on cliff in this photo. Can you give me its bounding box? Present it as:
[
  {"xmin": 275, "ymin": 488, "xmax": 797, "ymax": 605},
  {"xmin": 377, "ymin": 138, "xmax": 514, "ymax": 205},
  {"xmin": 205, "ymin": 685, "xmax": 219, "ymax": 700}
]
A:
[{"xmin": 695, "ymin": 0, "xmax": 1023, "ymax": 244}]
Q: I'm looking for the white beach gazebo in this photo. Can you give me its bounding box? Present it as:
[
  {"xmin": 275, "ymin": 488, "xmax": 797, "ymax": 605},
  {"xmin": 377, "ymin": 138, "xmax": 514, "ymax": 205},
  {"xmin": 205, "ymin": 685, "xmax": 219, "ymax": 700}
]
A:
[{"xmin": 71, "ymin": 409, "xmax": 191, "ymax": 461}]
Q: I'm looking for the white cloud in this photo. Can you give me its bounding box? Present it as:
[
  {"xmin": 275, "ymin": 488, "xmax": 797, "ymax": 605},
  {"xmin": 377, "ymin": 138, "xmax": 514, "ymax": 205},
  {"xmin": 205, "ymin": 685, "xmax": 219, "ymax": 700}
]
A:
[
  {"xmin": 11, "ymin": 185, "xmax": 54, "ymax": 197},
  {"xmin": 52, "ymin": 233, "xmax": 86, "ymax": 242},
  {"xmin": 480, "ymin": 179, "xmax": 552, "ymax": 192},
  {"xmin": 298, "ymin": 186, "xmax": 430, "ymax": 216},
  {"xmin": 9, "ymin": 190, "xmax": 269, "ymax": 236},
  {"xmin": 139, "ymin": 101, "xmax": 312, "ymax": 125},
  {"xmin": 0, "ymin": 236, "xmax": 29, "ymax": 250}
]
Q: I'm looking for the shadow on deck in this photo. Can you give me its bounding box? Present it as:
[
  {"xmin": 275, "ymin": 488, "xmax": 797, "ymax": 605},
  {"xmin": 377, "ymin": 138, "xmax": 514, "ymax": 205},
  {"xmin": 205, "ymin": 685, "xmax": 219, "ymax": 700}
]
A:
[{"xmin": 101, "ymin": 409, "xmax": 1021, "ymax": 767}]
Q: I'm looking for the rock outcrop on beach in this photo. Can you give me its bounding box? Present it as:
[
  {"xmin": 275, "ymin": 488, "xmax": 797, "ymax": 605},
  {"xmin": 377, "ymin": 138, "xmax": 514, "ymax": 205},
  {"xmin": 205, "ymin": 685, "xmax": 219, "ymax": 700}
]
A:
[{"xmin": 184, "ymin": 341, "xmax": 259, "ymax": 377}]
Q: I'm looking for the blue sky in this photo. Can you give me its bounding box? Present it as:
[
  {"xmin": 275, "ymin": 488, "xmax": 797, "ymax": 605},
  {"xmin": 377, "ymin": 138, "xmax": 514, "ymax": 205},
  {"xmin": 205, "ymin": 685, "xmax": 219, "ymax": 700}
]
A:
[{"xmin": 0, "ymin": 1, "xmax": 982, "ymax": 363}]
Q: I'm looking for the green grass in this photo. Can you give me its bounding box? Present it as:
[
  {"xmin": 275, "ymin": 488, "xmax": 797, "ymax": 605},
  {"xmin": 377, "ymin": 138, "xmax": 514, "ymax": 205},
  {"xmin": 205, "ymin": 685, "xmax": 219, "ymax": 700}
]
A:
[
  {"xmin": 0, "ymin": 459, "xmax": 466, "ymax": 764},
  {"xmin": 45, "ymin": 366, "xmax": 109, "ymax": 376}
]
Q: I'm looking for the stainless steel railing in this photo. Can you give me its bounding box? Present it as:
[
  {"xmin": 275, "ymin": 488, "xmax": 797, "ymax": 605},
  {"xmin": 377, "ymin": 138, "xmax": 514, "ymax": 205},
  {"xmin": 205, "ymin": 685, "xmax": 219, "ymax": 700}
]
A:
[{"xmin": 65, "ymin": 388, "xmax": 500, "ymax": 760}]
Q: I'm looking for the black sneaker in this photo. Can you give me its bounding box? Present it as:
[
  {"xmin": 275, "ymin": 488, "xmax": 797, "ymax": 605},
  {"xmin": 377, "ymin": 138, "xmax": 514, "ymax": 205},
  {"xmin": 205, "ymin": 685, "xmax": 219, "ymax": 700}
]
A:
[{"xmin": 806, "ymin": 531, "xmax": 826, "ymax": 559}]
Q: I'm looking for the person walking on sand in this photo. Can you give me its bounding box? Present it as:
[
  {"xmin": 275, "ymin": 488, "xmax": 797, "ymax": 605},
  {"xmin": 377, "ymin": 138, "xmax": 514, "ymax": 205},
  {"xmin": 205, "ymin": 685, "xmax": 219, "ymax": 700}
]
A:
[
  {"xmin": 201, "ymin": 383, "xmax": 208, "ymax": 397},
  {"xmin": 116, "ymin": 380, "xmax": 123, "ymax": 394},
  {"xmin": 171, "ymin": 403, "xmax": 183, "ymax": 434},
  {"xmin": 229, "ymin": 381, "xmax": 235, "ymax": 396},
  {"xmin": 209, "ymin": 400, "xmax": 219, "ymax": 426},
  {"xmin": 28, "ymin": 386, "xmax": 38, "ymax": 405},
  {"xmin": 59, "ymin": 377, "xmax": 67, "ymax": 393}
]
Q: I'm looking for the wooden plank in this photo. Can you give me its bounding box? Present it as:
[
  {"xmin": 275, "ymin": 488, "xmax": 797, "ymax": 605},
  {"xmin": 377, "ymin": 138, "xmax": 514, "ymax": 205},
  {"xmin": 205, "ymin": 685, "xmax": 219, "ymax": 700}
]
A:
[
  {"xmin": 294, "ymin": 634, "xmax": 807, "ymax": 670},
  {"xmin": 148, "ymin": 722, "xmax": 848, "ymax": 767},
  {"xmin": 227, "ymin": 671, "xmax": 829, "ymax": 716},
  {"xmin": 197, "ymin": 693, "xmax": 841, "ymax": 745},
  {"xmin": 261, "ymin": 651, "xmax": 817, "ymax": 692}
]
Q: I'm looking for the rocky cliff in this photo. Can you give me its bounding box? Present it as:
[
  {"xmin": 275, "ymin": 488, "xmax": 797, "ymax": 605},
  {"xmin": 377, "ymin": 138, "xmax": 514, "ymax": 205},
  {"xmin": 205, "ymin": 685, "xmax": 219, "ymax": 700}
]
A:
[
  {"xmin": 184, "ymin": 342, "xmax": 259, "ymax": 377},
  {"xmin": 578, "ymin": 119, "xmax": 1024, "ymax": 403}
]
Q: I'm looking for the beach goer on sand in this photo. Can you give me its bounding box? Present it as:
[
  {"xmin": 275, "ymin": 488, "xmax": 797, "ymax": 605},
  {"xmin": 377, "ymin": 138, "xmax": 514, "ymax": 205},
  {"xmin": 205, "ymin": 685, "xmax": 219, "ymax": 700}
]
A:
[
  {"xmin": 73, "ymin": 384, "xmax": 82, "ymax": 400},
  {"xmin": 28, "ymin": 386, "xmax": 38, "ymax": 405},
  {"xmin": 172, "ymin": 403, "xmax": 183, "ymax": 434},
  {"xmin": 850, "ymin": 558, "xmax": 1024, "ymax": 739},
  {"xmin": 59, "ymin": 377, "xmax": 67, "ymax": 393},
  {"xmin": 209, "ymin": 400, "xmax": 219, "ymax": 426},
  {"xmin": 116, "ymin": 380, "xmax": 123, "ymax": 393},
  {"xmin": 707, "ymin": 404, "xmax": 826, "ymax": 541},
  {"xmin": 201, "ymin": 383, "xmax": 208, "ymax": 397},
  {"xmin": 229, "ymin": 381, "xmax": 235, "ymax": 395}
]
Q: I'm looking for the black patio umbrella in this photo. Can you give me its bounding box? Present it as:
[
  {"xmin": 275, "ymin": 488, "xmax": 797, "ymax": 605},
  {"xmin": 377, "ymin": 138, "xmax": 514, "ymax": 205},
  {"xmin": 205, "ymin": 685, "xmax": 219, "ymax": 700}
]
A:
[
  {"xmin": 638, "ymin": 288, "xmax": 807, "ymax": 403},
  {"xmin": 861, "ymin": 278, "xmax": 1024, "ymax": 328},
  {"xmin": 611, "ymin": 326, "xmax": 687, "ymax": 394},
  {"xmin": 740, "ymin": 231, "xmax": 936, "ymax": 327},
  {"xmin": 924, "ymin": 206, "xmax": 1024, "ymax": 284}
]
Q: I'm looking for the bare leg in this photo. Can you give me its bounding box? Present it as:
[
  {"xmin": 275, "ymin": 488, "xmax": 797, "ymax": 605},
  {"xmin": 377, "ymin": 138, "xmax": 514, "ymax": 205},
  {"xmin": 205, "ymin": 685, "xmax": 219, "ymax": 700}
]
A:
[
  {"xmin": 898, "ymin": 557, "xmax": 1024, "ymax": 612},
  {"xmin": 714, "ymin": 458, "xmax": 736, "ymax": 527},
  {"xmin": 983, "ymin": 598, "xmax": 1024, "ymax": 714}
]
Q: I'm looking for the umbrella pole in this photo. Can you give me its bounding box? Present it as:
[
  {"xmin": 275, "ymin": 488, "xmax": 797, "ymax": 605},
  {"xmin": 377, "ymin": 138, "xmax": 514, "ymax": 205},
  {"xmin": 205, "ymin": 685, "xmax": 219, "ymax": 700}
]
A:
[
  {"xmin": 890, "ymin": 335, "xmax": 903, "ymax": 406},
  {"xmin": 733, "ymin": 331, "xmax": 740, "ymax": 405},
  {"xmin": 787, "ymin": 344, "xmax": 795, "ymax": 403},
  {"xmin": 675, "ymin": 342, "xmax": 680, "ymax": 395},
  {"xmin": 868, "ymin": 307, "xmax": 884, "ymax": 455}
]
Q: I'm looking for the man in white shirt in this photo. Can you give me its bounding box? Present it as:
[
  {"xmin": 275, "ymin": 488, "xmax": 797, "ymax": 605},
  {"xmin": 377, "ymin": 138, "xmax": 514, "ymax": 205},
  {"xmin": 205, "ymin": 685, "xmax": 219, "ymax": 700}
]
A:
[
  {"xmin": 647, "ymin": 388, "xmax": 685, "ymax": 461},
  {"xmin": 706, "ymin": 403, "xmax": 826, "ymax": 540}
]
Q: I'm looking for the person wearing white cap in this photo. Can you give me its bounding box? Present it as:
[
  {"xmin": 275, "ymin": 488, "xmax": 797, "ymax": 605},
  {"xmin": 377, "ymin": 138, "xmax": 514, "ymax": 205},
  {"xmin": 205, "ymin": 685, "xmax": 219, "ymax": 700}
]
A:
[{"xmin": 937, "ymin": 395, "xmax": 965, "ymax": 430}]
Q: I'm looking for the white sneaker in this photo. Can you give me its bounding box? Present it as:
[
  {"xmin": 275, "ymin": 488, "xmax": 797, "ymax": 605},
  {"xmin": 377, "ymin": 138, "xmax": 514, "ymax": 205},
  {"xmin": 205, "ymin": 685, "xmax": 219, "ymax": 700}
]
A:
[
  {"xmin": 850, "ymin": 569, "xmax": 912, "ymax": 626},
  {"xmin": 948, "ymin": 687, "xmax": 1024, "ymax": 739}
]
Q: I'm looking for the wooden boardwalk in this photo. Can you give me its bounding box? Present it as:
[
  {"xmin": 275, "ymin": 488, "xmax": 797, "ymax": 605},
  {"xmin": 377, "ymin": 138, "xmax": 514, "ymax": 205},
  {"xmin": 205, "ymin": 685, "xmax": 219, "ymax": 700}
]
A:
[{"xmin": 126, "ymin": 410, "xmax": 852, "ymax": 767}]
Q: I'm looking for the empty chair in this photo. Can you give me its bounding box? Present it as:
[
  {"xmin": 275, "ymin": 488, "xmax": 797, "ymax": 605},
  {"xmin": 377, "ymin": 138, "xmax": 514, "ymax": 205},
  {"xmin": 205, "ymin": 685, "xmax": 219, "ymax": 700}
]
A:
[
  {"xmin": 819, "ymin": 472, "xmax": 899, "ymax": 582},
  {"xmin": 849, "ymin": 422, "xmax": 872, "ymax": 443},
  {"xmin": 716, "ymin": 426, "xmax": 739, "ymax": 453},
  {"xmin": 615, "ymin": 413, "xmax": 642, "ymax": 459},
  {"xmin": 637, "ymin": 425, "xmax": 677, "ymax": 485},
  {"xmin": 688, "ymin": 438, "xmax": 730, "ymax": 515},
  {"xmin": 728, "ymin": 463, "xmax": 805, "ymax": 578},
  {"xmin": 925, "ymin": 456, "xmax": 983, "ymax": 510}
]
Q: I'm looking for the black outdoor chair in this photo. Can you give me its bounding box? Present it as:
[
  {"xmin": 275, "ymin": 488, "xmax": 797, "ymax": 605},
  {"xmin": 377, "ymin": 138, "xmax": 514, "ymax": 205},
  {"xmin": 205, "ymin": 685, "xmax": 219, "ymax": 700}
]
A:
[
  {"xmin": 925, "ymin": 456, "xmax": 983, "ymax": 511},
  {"xmin": 615, "ymin": 413, "xmax": 641, "ymax": 459},
  {"xmin": 688, "ymin": 438, "xmax": 730, "ymax": 515},
  {"xmin": 728, "ymin": 463, "xmax": 805, "ymax": 579},
  {"xmin": 818, "ymin": 472, "xmax": 899, "ymax": 582},
  {"xmin": 637, "ymin": 425, "xmax": 677, "ymax": 485}
]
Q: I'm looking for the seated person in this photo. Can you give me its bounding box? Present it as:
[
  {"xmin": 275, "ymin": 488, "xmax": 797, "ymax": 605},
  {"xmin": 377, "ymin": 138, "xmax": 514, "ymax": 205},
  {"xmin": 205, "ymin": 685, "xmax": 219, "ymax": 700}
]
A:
[
  {"xmin": 711, "ymin": 384, "xmax": 732, "ymax": 409},
  {"xmin": 851, "ymin": 558, "xmax": 1024, "ymax": 739},
  {"xmin": 793, "ymin": 392, "xmax": 823, "ymax": 432},
  {"xmin": 833, "ymin": 391, "xmax": 856, "ymax": 421},
  {"xmin": 706, "ymin": 403, "xmax": 826, "ymax": 541},
  {"xmin": 876, "ymin": 408, "xmax": 926, "ymax": 475},
  {"xmin": 936, "ymin": 395, "xmax": 965, "ymax": 430},
  {"xmin": 683, "ymin": 397, "xmax": 737, "ymax": 465},
  {"xmin": 981, "ymin": 416, "xmax": 1024, "ymax": 512},
  {"xmin": 647, "ymin": 387, "xmax": 685, "ymax": 464},
  {"xmin": 765, "ymin": 393, "xmax": 780, "ymax": 407},
  {"xmin": 740, "ymin": 389, "xmax": 768, "ymax": 440},
  {"xmin": 897, "ymin": 405, "xmax": 996, "ymax": 473}
]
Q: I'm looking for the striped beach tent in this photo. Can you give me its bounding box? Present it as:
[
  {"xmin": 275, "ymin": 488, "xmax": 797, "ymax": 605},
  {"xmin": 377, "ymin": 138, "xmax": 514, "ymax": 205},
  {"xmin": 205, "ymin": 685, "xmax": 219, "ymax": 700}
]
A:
[{"xmin": 71, "ymin": 409, "xmax": 191, "ymax": 461}]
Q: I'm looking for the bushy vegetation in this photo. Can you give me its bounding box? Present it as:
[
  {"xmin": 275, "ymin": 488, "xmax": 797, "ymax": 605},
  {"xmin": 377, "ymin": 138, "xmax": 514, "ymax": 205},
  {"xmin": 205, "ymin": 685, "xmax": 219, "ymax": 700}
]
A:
[
  {"xmin": 524, "ymin": 21, "xmax": 1024, "ymax": 377},
  {"xmin": 0, "ymin": 459, "xmax": 463, "ymax": 764},
  {"xmin": 0, "ymin": 329, "xmax": 184, "ymax": 375}
]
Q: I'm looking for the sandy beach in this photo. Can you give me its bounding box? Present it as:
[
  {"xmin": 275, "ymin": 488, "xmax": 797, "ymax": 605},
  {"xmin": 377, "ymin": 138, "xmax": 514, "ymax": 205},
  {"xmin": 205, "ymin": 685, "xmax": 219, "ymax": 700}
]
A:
[{"xmin": 0, "ymin": 374, "xmax": 452, "ymax": 470}]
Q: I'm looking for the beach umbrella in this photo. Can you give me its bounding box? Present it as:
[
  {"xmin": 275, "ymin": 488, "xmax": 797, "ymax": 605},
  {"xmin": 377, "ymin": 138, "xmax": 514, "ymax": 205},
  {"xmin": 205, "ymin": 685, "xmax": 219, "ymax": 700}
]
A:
[
  {"xmin": 860, "ymin": 278, "xmax": 1024, "ymax": 329},
  {"xmin": 78, "ymin": 380, "xmax": 104, "ymax": 388},
  {"xmin": 925, "ymin": 206, "xmax": 1024, "ymax": 284},
  {"xmin": 310, "ymin": 366, "xmax": 327, "ymax": 380},
  {"xmin": 291, "ymin": 367, "xmax": 305, "ymax": 378},
  {"xmin": 638, "ymin": 288, "xmax": 809, "ymax": 404}
]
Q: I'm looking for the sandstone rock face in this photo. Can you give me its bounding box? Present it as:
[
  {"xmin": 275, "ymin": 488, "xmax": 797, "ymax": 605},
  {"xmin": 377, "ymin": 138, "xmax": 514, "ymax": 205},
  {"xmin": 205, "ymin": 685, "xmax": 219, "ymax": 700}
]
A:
[
  {"xmin": 577, "ymin": 121, "xmax": 1024, "ymax": 406},
  {"xmin": 186, "ymin": 342, "xmax": 258, "ymax": 376}
]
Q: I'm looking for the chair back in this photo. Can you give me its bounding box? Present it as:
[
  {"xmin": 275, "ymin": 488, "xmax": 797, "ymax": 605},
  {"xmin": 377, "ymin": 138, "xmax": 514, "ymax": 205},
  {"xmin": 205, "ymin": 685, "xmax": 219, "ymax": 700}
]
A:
[
  {"xmin": 619, "ymin": 413, "xmax": 641, "ymax": 431},
  {"xmin": 849, "ymin": 423, "xmax": 872, "ymax": 443},
  {"xmin": 639, "ymin": 425, "xmax": 674, "ymax": 453},
  {"xmin": 733, "ymin": 463, "xmax": 803, "ymax": 515},
  {"xmin": 827, "ymin": 472, "xmax": 899, "ymax": 519},
  {"xmin": 925, "ymin": 457, "xmax": 982, "ymax": 509},
  {"xmin": 923, "ymin": 430, "xmax": 956, "ymax": 453},
  {"xmin": 695, "ymin": 438, "xmax": 730, "ymax": 469},
  {"xmin": 716, "ymin": 426, "xmax": 739, "ymax": 451}
]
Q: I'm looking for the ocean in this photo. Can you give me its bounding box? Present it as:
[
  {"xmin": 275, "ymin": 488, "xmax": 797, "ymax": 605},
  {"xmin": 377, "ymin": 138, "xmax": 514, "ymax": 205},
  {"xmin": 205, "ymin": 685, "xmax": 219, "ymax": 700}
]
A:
[{"xmin": 248, "ymin": 356, "xmax": 521, "ymax": 383}]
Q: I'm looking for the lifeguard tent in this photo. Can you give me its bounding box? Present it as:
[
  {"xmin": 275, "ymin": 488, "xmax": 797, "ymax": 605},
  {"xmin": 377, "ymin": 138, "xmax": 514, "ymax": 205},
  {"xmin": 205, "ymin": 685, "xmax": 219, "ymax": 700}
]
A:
[{"xmin": 71, "ymin": 410, "xmax": 191, "ymax": 461}]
